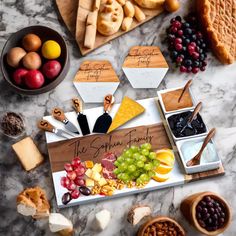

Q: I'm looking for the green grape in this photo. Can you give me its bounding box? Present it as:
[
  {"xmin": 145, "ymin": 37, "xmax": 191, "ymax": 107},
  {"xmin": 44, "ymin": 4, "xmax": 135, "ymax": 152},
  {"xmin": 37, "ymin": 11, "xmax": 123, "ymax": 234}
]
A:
[
  {"xmin": 121, "ymin": 173, "xmax": 129, "ymax": 181},
  {"xmin": 124, "ymin": 150, "xmax": 133, "ymax": 158},
  {"xmin": 133, "ymin": 170, "xmax": 141, "ymax": 178},
  {"xmin": 141, "ymin": 149, "xmax": 149, "ymax": 156},
  {"xmin": 119, "ymin": 162, "xmax": 128, "ymax": 171},
  {"xmin": 140, "ymin": 155, "xmax": 147, "ymax": 162},
  {"xmin": 128, "ymin": 165, "xmax": 136, "ymax": 173},
  {"xmin": 148, "ymin": 170, "xmax": 156, "ymax": 177},
  {"xmin": 141, "ymin": 143, "xmax": 152, "ymax": 150},
  {"xmin": 153, "ymin": 159, "xmax": 160, "ymax": 167},
  {"xmin": 137, "ymin": 160, "xmax": 144, "ymax": 168},
  {"xmin": 125, "ymin": 157, "xmax": 133, "ymax": 164},
  {"xmin": 149, "ymin": 152, "xmax": 157, "ymax": 160},
  {"xmin": 114, "ymin": 160, "xmax": 120, "ymax": 167},
  {"xmin": 136, "ymin": 178, "xmax": 143, "ymax": 185},
  {"xmin": 130, "ymin": 145, "xmax": 139, "ymax": 152},
  {"xmin": 144, "ymin": 163, "xmax": 152, "ymax": 171},
  {"xmin": 133, "ymin": 153, "xmax": 141, "ymax": 160},
  {"xmin": 117, "ymin": 173, "xmax": 123, "ymax": 180},
  {"xmin": 139, "ymin": 173, "xmax": 149, "ymax": 182},
  {"xmin": 117, "ymin": 156, "xmax": 124, "ymax": 163},
  {"xmin": 113, "ymin": 168, "xmax": 120, "ymax": 175}
]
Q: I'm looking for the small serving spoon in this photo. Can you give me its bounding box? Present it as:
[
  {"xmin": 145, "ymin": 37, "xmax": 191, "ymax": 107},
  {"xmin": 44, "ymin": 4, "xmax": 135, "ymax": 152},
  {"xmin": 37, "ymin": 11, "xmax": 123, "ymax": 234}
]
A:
[
  {"xmin": 186, "ymin": 128, "xmax": 216, "ymax": 167},
  {"xmin": 178, "ymin": 79, "xmax": 193, "ymax": 103},
  {"xmin": 180, "ymin": 102, "xmax": 202, "ymax": 134}
]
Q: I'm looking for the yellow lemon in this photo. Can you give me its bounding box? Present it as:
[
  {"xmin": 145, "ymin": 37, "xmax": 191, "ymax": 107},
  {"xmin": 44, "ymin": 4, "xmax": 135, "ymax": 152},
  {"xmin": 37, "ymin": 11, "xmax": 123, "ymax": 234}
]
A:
[
  {"xmin": 155, "ymin": 163, "xmax": 173, "ymax": 174},
  {"xmin": 156, "ymin": 149, "xmax": 175, "ymax": 167},
  {"xmin": 152, "ymin": 173, "xmax": 170, "ymax": 182},
  {"xmin": 42, "ymin": 40, "xmax": 61, "ymax": 59}
]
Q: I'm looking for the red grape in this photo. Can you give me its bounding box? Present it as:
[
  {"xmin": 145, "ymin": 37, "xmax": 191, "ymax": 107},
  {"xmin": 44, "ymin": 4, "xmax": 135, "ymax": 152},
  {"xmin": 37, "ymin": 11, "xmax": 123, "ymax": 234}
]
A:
[
  {"xmin": 67, "ymin": 181, "xmax": 76, "ymax": 191},
  {"xmin": 67, "ymin": 171, "xmax": 77, "ymax": 180},
  {"xmin": 74, "ymin": 166, "xmax": 85, "ymax": 176},
  {"xmin": 74, "ymin": 177, "xmax": 85, "ymax": 186},
  {"xmin": 71, "ymin": 157, "xmax": 81, "ymax": 168},
  {"xmin": 64, "ymin": 163, "xmax": 73, "ymax": 172},
  {"xmin": 71, "ymin": 189, "xmax": 80, "ymax": 199},
  {"xmin": 60, "ymin": 176, "xmax": 70, "ymax": 188}
]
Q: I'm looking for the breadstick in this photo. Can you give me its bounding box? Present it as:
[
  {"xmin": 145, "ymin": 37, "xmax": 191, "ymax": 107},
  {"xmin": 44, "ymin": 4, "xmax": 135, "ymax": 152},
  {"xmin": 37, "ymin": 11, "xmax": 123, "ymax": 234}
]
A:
[
  {"xmin": 121, "ymin": 17, "xmax": 133, "ymax": 31},
  {"xmin": 84, "ymin": 25, "xmax": 97, "ymax": 49},
  {"xmin": 124, "ymin": 1, "xmax": 135, "ymax": 17},
  {"xmin": 134, "ymin": 5, "xmax": 146, "ymax": 22},
  {"xmin": 87, "ymin": 11, "xmax": 98, "ymax": 26},
  {"xmin": 93, "ymin": 0, "xmax": 101, "ymax": 10}
]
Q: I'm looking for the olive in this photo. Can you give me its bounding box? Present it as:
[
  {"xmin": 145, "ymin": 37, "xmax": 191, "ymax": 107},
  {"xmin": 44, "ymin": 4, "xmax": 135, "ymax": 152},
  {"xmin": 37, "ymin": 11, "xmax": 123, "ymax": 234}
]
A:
[
  {"xmin": 79, "ymin": 186, "xmax": 91, "ymax": 196},
  {"xmin": 62, "ymin": 192, "xmax": 71, "ymax": 205}
]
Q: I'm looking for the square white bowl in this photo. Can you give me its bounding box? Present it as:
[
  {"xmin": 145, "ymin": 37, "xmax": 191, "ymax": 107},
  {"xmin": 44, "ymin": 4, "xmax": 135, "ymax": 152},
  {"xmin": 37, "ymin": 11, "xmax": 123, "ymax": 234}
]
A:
[
  {"xmin": 176, "ymin": 136, "xmax": 221, "ymax": 174},
  {"xmin": 165, "ymin": 109, "xmax": 209, "ymax": 142},
  {"xmin": 157, "ymin": 87, "xmax": 196, "ymax": 115}
]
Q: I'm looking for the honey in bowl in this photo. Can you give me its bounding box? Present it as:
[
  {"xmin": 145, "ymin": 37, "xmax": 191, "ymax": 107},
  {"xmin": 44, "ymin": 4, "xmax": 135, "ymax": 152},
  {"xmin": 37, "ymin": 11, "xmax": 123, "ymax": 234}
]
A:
[{"xmin": 162, "ymin": 88, "xmax": 193, "ymax": 112}]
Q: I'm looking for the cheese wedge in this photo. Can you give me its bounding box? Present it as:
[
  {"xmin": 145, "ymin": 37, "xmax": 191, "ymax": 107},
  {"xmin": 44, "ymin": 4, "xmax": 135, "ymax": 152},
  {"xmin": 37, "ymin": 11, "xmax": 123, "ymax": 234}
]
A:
[{"xmin": 107, "ymin": 97, "xmax": 145, "ymax": 133}]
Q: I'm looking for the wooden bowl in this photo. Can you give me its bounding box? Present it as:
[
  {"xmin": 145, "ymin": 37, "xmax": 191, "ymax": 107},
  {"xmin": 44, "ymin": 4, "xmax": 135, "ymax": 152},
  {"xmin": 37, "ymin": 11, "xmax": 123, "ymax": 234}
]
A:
[
  {"xmin": 180, "ymin": 191, "xmax": 232, "ymax": 236},
  {"xmin": 137, "ymin": 216, "xmax": 185, "ymax": 236},
  {"xmin": 0, "ymin": 25, "xmax": 69, "ymax": 95}
]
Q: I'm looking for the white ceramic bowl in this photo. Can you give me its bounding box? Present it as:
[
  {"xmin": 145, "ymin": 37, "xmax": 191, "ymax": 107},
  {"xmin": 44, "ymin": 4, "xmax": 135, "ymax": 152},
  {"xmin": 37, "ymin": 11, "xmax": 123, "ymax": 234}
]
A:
[
  {"xmin": 165, "ymin": 109, "xmax": 208, "ymax": 142},
  {"xmin": 157, "ymin": 86, "xmax": 196, "ymax": 115},
  {"xmin": 176, "ymin": 135, "xmax": 221, "ymax": 174}
]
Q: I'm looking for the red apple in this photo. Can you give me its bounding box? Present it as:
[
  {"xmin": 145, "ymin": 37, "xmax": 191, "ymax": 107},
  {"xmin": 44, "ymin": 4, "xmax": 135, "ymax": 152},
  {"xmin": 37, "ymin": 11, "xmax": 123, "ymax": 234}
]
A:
[
  {"xmin": 24, "ymin": 70, "xmax": 44, "ymax": 89},
  {"xmin": 13, "ymin": 68, "xmax": 28, "ymax": 86},
  {"xmin": 42, "ymin": 60, "xmax": 61, "ymax": 79}
]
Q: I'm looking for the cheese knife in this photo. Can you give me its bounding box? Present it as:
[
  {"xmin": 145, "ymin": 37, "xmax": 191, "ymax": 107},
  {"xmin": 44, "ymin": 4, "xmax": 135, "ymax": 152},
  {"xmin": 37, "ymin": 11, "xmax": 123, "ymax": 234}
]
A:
[
  {"xmin": 93, "ymin": 94, "xmax": 114, "ymax": 133},
  {"xmin": 52, "ymin": 107, "xmax": 80, "ymax": 134},
  {"xmin": 72, "ymin": 98, "xmax": 90, "ymax": 136},
  {"xmin": 38, "ymin": 120, "xmax": 75, "ymax": 139}
]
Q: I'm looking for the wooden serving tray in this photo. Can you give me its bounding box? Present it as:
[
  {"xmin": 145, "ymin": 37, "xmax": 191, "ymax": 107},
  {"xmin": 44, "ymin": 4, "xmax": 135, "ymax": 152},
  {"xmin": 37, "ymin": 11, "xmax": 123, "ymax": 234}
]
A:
[
  {"xmin": 55, "ymin": 0, "xmax": 164, "ymax": 55},
  {"xmin": 43, "ymin": 98, "xmax": 224, "ymax": 208}
]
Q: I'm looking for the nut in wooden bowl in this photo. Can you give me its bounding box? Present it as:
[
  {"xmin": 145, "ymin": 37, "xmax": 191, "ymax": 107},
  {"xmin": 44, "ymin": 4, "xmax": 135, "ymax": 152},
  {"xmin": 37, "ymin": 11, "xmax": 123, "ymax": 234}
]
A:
[
  {"xmin": 137, "ymin": 216, "xmax": 185, "ymax": 236},
  {"xmin": 180, "ymin": 191, "xmax": 232, "ymax": 236}
]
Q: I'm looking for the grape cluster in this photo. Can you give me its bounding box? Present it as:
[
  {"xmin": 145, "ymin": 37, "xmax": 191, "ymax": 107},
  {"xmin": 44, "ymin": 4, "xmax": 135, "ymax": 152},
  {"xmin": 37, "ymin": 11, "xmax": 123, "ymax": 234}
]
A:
[
  {"xmin": 61, "ymin": 157, "xmax": 90, "ymax": 203},
  {"xmin": 166, "ymin": 15, "xmax": 208, "ymax": 74},
  {"xmin": 196, "ymin": 196, "xmax": 227, "ymax": 231},
  {"xmin": 113, "ymin": 143, "xmax": 160, "ymax": 185}
]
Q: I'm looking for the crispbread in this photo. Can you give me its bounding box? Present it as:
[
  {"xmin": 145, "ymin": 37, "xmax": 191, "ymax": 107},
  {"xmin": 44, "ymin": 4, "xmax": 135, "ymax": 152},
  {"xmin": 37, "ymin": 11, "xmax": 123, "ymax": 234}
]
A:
[{"xmin": 197, "ymin": 0, "xmax": 236, "ymax": 64}]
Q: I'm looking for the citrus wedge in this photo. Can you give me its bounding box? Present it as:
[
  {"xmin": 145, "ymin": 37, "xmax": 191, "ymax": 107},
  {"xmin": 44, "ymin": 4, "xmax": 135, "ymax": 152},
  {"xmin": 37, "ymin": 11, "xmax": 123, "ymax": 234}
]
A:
[
  {"xmin": 152, "ymin": 173, "xmax": 170, "ymax": 182},
  {"xmin": 155, "ymin": 163, "xmax": 173, "ymax": 174},
  {"xmin": 156, "ymin": 149, "xmax": 175, "ymax": 167}
]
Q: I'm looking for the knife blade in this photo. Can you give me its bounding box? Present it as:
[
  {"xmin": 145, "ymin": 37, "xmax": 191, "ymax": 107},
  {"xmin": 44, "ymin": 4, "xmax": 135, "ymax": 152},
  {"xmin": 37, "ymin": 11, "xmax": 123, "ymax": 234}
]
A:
[
  {"xmin": 38, "ymin": 120, "xmax": 75, "ymax": 139},
  {"xmin": 93, "ymin": 94, "xmax": 114, "ymax": 133},
  {"xmin": 52, "ymin": 107, "xmax": 80, "ymax": 134},
  {"xmin": 72, "ymin": 98, "xmax": 90, "ymax": 135}
]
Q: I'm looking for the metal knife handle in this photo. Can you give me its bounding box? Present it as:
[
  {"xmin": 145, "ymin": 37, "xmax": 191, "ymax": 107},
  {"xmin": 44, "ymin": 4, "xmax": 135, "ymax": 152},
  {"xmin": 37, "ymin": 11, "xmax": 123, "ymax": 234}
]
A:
[
  {"xmin": 72, "ymin": 98, "xmax": 82, "ymax": 113},
  {"xmin": 52, "ymin": 107, "xmax": 67, "ymax": 122},
  {"xmin": 104, "ymin": 94, "xmax": 114, "ymax": 113},
  {"xmin": 38, "ymin": 120, "xmax": 54, "ymax": 132}
]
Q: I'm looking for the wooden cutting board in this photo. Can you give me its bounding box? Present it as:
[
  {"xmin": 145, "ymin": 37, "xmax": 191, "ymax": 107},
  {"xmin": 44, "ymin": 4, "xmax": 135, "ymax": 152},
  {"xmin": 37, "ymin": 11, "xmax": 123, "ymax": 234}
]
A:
[{"xmin": 55, "ymin": 0, "xmax": 164, "ymax": 55}]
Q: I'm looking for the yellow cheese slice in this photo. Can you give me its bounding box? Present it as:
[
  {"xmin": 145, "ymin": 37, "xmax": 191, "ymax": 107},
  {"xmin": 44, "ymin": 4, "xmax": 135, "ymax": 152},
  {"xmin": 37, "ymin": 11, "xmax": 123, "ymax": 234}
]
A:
[{"xmin": 107, "ymin": 96, "xmax": 145, "ymax": 133}]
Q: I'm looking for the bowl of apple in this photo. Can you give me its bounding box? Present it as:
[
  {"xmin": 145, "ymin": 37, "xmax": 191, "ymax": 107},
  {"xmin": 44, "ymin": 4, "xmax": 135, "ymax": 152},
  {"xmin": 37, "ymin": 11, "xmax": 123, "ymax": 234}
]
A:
[{"xmin": 0, "ymin": 25, "xmax": 69, "ymax": 95}]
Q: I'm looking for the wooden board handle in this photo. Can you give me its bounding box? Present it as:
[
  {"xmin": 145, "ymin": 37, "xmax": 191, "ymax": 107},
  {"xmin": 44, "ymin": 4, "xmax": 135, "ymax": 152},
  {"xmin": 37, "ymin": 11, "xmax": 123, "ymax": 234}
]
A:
[
  {"xmin": 104, "ymin": 94, "xmax": 114, "ymax": 112},
  {"xmin": 72, "ymin": 98, "xmax": 82, "ymax": 113},
  {"xmin": 52, "ymin": 107, "xmax": 67, "ymax": 122},
  {"xmin": 38, "ymin": 120, "xmax": 54, "ymax": 132}
]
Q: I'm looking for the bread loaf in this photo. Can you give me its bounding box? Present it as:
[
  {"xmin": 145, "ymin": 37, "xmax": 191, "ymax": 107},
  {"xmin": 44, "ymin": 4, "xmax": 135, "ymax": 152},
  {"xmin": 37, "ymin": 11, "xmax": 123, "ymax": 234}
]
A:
[
  {"xmin": 134, "ymin": 5, "xmax": 146, "ymax": 22},
  {"xmin": 122, "ymin": 17, "xmax": 133, "ymax": 31},
  {"xmin": 97, "ymin": 0, "xmax": 124, "ymax": 36},
  {"xmin": 124, "ymin": 1, "xmax": 135, "ymax": 17}
]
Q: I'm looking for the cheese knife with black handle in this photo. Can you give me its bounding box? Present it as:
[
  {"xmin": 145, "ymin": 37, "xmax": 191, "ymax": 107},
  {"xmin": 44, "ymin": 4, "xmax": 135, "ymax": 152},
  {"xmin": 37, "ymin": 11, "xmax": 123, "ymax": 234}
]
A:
[{"xmin": 72, "ymin": 98, "xmax": 90, "ymax": 136}]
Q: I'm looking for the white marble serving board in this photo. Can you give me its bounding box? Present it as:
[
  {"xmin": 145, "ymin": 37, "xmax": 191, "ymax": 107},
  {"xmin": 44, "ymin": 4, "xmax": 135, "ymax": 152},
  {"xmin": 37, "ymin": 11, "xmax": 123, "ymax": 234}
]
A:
[{"xmin": 44, "ymin": 98, "xmax": 185, "ymax": 208}]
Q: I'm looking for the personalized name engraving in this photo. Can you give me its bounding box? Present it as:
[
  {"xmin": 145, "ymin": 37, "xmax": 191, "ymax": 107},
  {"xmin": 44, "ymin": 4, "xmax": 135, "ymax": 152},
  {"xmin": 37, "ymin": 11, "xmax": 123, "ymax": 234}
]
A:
[{"xmin": 48, "ymin": 124, "xmax": 171, "ymax": 172}]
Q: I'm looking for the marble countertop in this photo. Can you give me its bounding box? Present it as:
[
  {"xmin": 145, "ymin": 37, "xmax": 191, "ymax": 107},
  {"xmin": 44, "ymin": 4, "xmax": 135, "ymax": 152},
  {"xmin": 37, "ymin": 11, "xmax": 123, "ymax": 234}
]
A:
[{"xmin": 0, "ymin": 0, "xmax": 235, "ymax": 235}]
